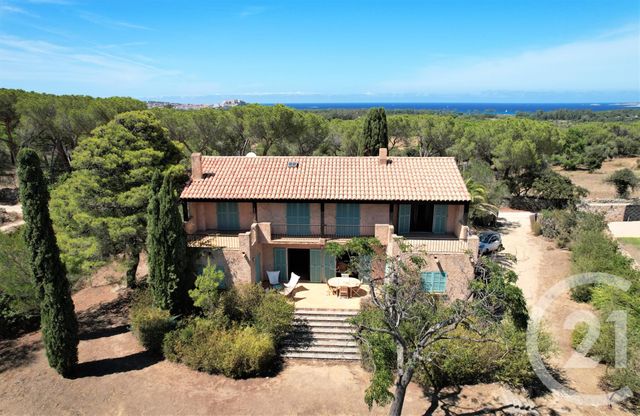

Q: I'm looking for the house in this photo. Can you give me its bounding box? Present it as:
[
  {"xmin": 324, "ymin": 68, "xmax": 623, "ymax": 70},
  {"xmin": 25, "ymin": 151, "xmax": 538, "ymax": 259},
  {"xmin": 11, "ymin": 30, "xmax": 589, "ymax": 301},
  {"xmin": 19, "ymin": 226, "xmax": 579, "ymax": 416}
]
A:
[{"xmin": 180, "ymin": 148, "xmax": 480, "ymax": 300}]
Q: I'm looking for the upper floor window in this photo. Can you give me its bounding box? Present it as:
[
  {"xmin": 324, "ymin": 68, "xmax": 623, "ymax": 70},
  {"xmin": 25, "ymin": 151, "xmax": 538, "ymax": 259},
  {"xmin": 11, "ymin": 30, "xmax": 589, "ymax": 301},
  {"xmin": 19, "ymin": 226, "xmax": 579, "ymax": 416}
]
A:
[
  {"xmin": 217, "ymin": 201, "xmax": 239, "ymax": 231},
  {"xmin": 336, "ymin": 203, "xmax": 360, "ymax": 237},
  {"xmin": 286, "ymin": 203, "xmax": 310, "ymax": 236}
]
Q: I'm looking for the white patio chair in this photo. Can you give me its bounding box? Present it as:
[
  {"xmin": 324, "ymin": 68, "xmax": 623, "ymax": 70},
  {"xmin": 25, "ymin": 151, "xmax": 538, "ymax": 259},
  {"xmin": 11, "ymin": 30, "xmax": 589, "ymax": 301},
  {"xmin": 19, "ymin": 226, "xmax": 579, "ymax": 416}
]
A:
[
  {"xmin": 283, "ymin": 272, "xmax": 301, "ymax": 297},
  {"xmin": 266, "ymin": 271, "xmax": 282, "ymax": 290}
]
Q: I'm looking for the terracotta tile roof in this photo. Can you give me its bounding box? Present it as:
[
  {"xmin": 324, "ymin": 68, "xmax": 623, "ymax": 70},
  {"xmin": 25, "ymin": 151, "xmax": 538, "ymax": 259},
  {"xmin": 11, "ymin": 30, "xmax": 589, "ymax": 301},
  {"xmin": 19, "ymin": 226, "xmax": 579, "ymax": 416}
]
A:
[{"xmin": 180, "ymin": 156, "xmax": 470, "ymax": 202}]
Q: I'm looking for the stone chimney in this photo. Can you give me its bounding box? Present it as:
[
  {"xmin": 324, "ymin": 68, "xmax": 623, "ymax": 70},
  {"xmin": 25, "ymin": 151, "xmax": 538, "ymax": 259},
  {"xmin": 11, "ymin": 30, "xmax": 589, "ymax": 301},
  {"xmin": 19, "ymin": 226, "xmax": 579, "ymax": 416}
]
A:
[
  {"xmin": 378, "ymin": 148, "xmax": 388, "ymax": 165},
  {"xmin": 191, "ymin": 153, "xmax": 202, "ymax": 180}
]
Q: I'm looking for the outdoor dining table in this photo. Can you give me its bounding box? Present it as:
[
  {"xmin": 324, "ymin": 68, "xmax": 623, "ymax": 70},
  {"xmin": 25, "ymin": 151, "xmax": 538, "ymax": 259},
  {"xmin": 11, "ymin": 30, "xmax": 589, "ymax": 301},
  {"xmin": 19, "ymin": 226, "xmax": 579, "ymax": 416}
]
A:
[{"xmin": 327, "ymin": 277, "xmax": 361, "ymax": 298}]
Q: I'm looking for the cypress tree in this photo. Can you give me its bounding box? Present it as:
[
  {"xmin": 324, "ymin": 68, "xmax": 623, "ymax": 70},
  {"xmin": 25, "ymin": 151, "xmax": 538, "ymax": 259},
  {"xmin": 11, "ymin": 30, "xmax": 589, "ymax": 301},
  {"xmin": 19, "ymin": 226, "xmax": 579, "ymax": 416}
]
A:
[
  {"xmin": 146, "ymin": 170, "xmax": 162, "ymax": 296},
  {"xmin": 147, "ymin": 173, "xmax": 187, "ymax": 312},
  {"xmin": 362, "ymin": 107, "xmax": 389, "ymax": 155},
  {"xmin": 17, "ymin": 148, "xmax": 78, "ymax": 377}
]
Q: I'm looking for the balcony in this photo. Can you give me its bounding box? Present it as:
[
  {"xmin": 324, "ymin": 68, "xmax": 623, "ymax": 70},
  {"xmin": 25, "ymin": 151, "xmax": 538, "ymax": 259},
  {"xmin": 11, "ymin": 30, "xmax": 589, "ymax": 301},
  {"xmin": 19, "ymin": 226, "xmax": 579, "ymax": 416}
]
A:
[
  {"xmin": 186, "ymin": 231, "xmax": 242, "ymax": 249},
  {"xmin": 401, "ymin": 233, "xmax": 470, "ymax": 254},
  {"xmin": 270, "ymin": 223, "xmax": 375, "ymax": 240}
]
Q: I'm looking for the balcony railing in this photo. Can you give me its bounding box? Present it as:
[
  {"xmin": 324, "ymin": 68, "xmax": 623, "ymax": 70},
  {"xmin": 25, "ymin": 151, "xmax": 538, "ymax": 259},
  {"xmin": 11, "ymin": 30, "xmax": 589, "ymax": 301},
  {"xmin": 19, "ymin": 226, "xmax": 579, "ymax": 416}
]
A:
[
  {"xmin": 270, "ymin": 223, "xmax": 375, "ymax": 239},
  {"xmin": 403, "ymin": 237, "xmax": 469, "ymax": 253},
  {"xmin": 186, "ymin": 232, "xmax": 241, "ymax": 249}
]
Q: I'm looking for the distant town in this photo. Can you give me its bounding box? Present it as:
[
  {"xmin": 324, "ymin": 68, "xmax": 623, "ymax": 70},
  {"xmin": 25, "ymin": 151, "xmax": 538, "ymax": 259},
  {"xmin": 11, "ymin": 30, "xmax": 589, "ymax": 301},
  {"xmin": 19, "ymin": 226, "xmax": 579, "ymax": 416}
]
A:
[{"xmin": 146, "ymin": 99, "xmax": 247, "ymax": 110}]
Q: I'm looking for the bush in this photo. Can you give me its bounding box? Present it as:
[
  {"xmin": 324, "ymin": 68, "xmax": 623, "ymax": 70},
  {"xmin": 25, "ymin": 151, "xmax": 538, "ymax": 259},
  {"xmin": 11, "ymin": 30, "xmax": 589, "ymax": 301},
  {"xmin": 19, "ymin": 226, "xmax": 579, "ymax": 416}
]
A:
[
  {"xmin": 163, "ymin": 318, "xmax": 276, "ymax": 378},
  {"xmin": 539, "ymin": 209, "xmax": 606, "ymax": 248},
  {"xmin": 571, "ymin": 322, "xmax": 588, "ymax": 350},
  {"xmin": 254, "ymin": 292, "xmax": 294, "ymax": 344},
  {"xmin": 130, "ymin": 290, "xmax": 175, "ymax": 353},
  {"xmin": 606, "ymin": 168, "xmax": 639, "ymax": 199}
]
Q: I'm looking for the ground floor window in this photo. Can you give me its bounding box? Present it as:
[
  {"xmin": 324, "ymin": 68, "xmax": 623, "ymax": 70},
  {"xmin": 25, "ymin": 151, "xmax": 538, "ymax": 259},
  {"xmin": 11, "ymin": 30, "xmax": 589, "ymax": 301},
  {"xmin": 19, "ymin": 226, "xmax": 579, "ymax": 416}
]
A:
[{"xmin": 420, "ymin": 271, "xmax": 447, "ymax": 293}]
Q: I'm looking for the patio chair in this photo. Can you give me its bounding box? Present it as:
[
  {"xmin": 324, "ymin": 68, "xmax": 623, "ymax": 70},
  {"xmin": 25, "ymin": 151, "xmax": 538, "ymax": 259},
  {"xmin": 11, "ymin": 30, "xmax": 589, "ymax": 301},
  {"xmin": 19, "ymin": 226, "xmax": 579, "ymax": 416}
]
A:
[
  {"xmin": 326, "ymin": 281, "xmax": 337, "ymax": 296},
  {"xmin": 337, "ymin": 285, "xmax": 350, "ymax": 299},
  {"xmin": 266, "ymin": 271, "xmax": 282, "ymax": 290},
  {"xmin": 283, "ymin": 272, "xmax": 301, "ymax": 297}
]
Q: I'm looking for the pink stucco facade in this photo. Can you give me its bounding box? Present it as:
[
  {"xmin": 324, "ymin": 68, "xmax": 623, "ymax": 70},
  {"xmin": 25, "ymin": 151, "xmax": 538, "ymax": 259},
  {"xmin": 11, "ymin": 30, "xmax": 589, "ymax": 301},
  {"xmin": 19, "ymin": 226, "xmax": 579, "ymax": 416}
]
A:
[{"xmin": 185, "ymin": 200, "xmax": 476, "ymax": 301}]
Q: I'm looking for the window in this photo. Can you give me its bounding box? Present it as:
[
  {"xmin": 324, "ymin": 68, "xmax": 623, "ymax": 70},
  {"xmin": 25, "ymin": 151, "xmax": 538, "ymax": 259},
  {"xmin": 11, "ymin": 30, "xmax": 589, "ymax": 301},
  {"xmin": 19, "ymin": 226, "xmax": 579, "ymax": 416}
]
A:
[
  {"xmin": 336, "ymin": 203, "xmax": 360, "ymax": 236},
  {"xmin": 217, "ymin": 202, "xmax": 239, "ymax": 231},
  {"xmin": 286, "ymin": 203, "xmax": 310, "ymax": 236},
  {"xmin": 420, "ymin": 271, "xmax": 447, "ymax": 293}
]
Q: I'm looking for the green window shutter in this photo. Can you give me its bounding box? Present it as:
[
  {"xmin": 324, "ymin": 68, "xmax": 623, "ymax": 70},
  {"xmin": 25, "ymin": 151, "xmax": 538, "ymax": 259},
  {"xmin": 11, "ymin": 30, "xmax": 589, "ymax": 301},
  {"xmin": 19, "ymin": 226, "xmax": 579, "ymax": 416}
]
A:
[
  {"xmin": 336, "ymin": 203, "xmax": 360, "ymax": 236},
  {"xmin": 432, "ymin": 204, "xmax": 448, "ymax": 234},
  {"xmin": 310, "ymin": 249, "xmax": 322, "ymax": 283},
  {"xmin": 434, "ymin": 272, "xmax": 447, "ymax": 293},
  {"xmin": 421, "ymin": 272, "xmax": 447, "ymax": 293},
  {"xmin": 254, "ymin": 253, "xmax": 262, "ymax": 283},
  {"xmin": 286, "ymin": 203, "xmax": 310, "ymax": 236},
  {"xmin": 273, "ymin": 248, "xmax": 287, "ymax": 283},
  {"xmin": 323, "ymin": 250, "xmax": 336, "ymax": 281},
  {"xmin": 217, "ymin": 202, "xmax": 239, "ymax": 231},
  {"xmin": 398, "ymin": 204, "xmax": 411, "ymax": 234}
]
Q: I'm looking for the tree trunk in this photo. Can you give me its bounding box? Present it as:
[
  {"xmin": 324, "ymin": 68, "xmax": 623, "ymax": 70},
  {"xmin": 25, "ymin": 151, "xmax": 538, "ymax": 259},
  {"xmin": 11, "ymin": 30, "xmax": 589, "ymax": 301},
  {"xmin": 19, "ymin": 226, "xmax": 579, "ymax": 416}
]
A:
[
  {"xmin": 126, "ymin": 247, "xmax": 141, "ymax": 288},
  {"xmin": 6, "ymin": 128, "xmax": 17, "ymax": 166},
  {"xmin": 389, "ymin": 367, "xmax": 414, "ymax": 416}
]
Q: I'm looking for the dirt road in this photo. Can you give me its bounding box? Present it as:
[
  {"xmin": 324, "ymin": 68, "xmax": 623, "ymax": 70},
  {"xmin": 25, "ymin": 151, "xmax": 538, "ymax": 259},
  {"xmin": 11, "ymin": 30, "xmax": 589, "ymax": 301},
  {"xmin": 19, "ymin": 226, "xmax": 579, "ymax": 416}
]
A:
[{"xmin": 500, "ymin": 210, "xmax": 631, "ymax": 413}]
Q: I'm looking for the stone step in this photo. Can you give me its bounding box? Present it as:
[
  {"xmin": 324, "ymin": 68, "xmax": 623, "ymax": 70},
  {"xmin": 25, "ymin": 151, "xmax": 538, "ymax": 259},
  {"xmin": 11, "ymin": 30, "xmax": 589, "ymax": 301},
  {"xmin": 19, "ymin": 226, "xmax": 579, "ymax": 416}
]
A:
[
  {"xmin": 284, "ymin": 343, "xmax": 360, "ymax": 353},
  {"xmin": 284, "ymin": 338, "xmax": 357, "ymax": 348},
  {"xmin": 295, "ymin": 308, "xmax": 359, "ymax": 316},
  {"xmin": 290, "ymin": 326, "xmax": 355, "ymax": 335},
  {"xmin": 294, "ymin": 314, "xmax": 354, "ymax": 323},
  {"xmin": 293, "ymin": 320, "xmax": 353, "ymax": 328},
  {"xmin": 282, "ymin": 351, "xmax": 361, "ymax": 361}
]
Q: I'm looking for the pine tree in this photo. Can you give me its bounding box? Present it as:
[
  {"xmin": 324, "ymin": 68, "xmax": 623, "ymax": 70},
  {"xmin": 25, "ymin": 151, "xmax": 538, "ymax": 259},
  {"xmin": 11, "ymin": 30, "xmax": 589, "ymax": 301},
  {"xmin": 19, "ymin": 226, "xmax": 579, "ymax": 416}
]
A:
[
  {"xmin": 362, "ymin": 107, "xmax": 389, "ymax": 156},
  {"xmin": 147, "ymin": 173, "xmax": 187, "ymax": 312},
  {"xmin": 17, "ymin": 148, "xmax": 78, "ymax": 377}
]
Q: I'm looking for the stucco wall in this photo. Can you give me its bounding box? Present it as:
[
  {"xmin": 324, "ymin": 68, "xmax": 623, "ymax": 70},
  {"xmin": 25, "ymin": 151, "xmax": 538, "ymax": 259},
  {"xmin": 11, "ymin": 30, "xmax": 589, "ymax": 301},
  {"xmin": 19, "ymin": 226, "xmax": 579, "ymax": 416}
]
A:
[
  {"xmin": 192, "ymin": 248, "xmax": 253, "ymax": 287},
  {"xmin": 420, "ymin": 253, "xmax": 474, "ymax": 300},
  {"xmin": 188, "ymin": 201, "xmax": 253, "ymax": 231}
]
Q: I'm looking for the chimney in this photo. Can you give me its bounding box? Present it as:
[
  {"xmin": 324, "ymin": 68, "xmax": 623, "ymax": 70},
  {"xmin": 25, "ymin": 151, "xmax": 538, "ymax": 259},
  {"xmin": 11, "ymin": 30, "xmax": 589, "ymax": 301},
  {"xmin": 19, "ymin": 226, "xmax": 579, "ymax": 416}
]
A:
[
  {"xmin": 191, "ymin": 153, "xmax": 202, "ymax": 180},
  {"xmin": 378, "ymin": 148, "xmax": 388, "ymax": 165}
]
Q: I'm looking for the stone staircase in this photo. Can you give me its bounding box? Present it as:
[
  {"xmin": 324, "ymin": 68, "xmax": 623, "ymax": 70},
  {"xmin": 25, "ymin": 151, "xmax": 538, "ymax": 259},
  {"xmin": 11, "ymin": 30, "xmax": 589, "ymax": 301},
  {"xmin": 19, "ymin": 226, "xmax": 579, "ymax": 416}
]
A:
[{"xmin": 283, "ymin": 309, "xmax": 361, "ymax": 361}]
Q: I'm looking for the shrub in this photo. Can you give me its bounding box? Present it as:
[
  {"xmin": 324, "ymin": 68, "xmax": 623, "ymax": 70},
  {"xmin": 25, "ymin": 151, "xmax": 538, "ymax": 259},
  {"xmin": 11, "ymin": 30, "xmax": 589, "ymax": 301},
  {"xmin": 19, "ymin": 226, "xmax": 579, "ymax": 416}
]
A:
[
  {"xmin": 253, "ymin": 291, "xmax": 295, "ymax": 344},
  {"xmin": 571, "ymin": 322, "xmax": 588, "ymax": 350},
  {"xmin": 606, "ymin": 168, "xmax": 639, "ymax": 199},
  {"xmin": 163, "ymin": 318, "xmax": 276, "ymax": 378},
  {"xmin": 539, "ymin": 209, "xmax": 606, "ymax": 248},
  {"xmin": 188, "ymin": 259, "xmax": 225, "ymax": 316},
  {"xmin": 130, "ymin": 291, "xmax": 175, "ymax": 353}
]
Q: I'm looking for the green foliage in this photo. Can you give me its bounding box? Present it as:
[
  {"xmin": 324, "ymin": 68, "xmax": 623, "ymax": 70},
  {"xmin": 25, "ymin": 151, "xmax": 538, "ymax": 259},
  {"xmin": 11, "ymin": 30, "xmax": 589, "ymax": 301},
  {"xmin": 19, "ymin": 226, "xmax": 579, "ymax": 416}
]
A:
[
  {"xmin": 352, "ymin": 306, "xmax": 396, "ymax": 409},
  {"xmin": 606, "ymin": 168, "xmax": 639, "ymax": 199},
  {"xmin": 472, "ymin": 258, "xmax": 529, "ymax": 330},
  {"xmin": 362, "ymin": 107, "xmax": 388, "ymax": 155},
  {"xmin": 50, "ymin": 111, "xmax": 184, "ymax": 279},
  {"xmin": 163, "ymin": 318, "xmax": 276, "ymax": 378},
  {"xmin": 253, "ymin": 291, "xmax": 296, "ymax": 344},
  {"xmin": 529, "ymin": 170, "xmax": 588, "ymax": 204},
  {"xmin": 465, "ymin": 178, "xmax": 498, "ymax": 223},
  {"xmin": 0, "ymin": 228, "xmax": 38, "ymax": 317},
  {"xmin": 146, "ymin": 172, "xmax": 187, "ymax": 311},
  {"xmin": 188, "ymin": 259, "xmax": 226, "ymax": 315},
  {"xmin": 17, "ymin": 148, "xmax": 78, "ymax": 377},
  {"xmin": 571, "ymin": 322, "xmax": 588, "ymax": 350},
  {"xmin": 539, "ymin": 209, "xmax": 606, "ymax": 248},
  {"xmin": 130, "ymin": 290, "xmax": 175, "ymax": 353}
]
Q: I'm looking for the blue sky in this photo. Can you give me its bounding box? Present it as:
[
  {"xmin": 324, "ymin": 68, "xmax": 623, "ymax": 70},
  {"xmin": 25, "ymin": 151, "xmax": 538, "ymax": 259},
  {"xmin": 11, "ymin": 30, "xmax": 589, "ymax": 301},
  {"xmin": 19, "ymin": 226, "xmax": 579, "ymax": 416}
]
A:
[{"xmin": 0, "ymin": 0, "xmax": 638, "ymax": 103}]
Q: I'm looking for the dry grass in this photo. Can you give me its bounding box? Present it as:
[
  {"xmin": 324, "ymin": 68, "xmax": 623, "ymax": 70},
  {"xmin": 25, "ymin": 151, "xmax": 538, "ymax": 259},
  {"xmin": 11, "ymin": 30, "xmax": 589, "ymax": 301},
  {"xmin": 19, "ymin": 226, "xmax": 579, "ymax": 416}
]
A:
[{"xmin": 554, "ymin": 157, "xmax": 640, "ymax": 200}]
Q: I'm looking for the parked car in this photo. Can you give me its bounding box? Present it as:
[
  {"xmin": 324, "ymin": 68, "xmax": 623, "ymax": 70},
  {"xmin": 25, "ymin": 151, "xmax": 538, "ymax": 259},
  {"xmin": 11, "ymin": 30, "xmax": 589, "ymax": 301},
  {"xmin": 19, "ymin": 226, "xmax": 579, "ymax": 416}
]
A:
[{"xmin": 479, "ymin": 231, "xmax": 503, "ymax": 255}]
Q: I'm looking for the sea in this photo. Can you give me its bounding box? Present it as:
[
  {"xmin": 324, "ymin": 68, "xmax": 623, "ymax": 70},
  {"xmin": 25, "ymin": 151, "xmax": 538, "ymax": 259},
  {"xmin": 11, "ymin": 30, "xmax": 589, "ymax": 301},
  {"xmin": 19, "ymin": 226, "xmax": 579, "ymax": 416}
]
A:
[{"xmin": 280, "ymin": 102, "xmax": 640, "ymax": 114}]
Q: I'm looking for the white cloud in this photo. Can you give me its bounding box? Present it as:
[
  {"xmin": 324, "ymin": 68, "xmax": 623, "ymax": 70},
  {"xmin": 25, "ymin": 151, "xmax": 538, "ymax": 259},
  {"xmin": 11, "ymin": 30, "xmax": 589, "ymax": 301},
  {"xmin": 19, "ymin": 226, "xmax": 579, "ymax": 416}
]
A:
[
  {"xmin": 382, "ymin": 28, "xmax": 640, "ymax": 95},
  {"xmin": 77, "ymin": 11, "xmax": 151, "ymax": 31},
  {"xmin": 0, "ymin": 35, "xmax": 194, "ymax": 95}
]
